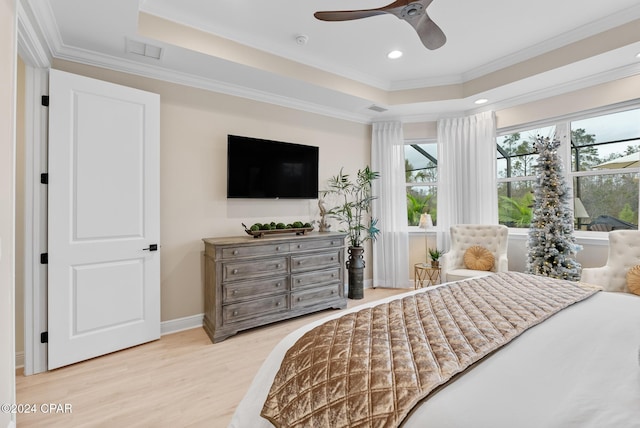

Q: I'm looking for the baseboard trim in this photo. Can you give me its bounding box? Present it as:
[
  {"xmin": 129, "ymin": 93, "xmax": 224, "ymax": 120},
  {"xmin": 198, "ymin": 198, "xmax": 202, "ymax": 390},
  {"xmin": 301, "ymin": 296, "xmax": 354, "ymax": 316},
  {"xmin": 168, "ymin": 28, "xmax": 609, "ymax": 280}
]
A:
[
  {"xmin": 15, "ymin": 352, "xmax": 24, "ymax": 370},
  {"xmin": 160, "ymin": 313, "xmax": 204, "ymax": 336},
  {"xmin": 16, "ymin": 315, "xmax": 206, "ymax": 369}
]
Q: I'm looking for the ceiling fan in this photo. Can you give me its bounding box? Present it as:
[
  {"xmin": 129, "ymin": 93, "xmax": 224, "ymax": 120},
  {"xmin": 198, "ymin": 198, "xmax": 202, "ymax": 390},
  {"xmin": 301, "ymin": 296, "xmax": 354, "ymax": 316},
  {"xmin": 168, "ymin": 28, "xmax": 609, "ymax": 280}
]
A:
[{"xmin": 314, "ymin": 0, "xmax": 446, "ymax": 51}]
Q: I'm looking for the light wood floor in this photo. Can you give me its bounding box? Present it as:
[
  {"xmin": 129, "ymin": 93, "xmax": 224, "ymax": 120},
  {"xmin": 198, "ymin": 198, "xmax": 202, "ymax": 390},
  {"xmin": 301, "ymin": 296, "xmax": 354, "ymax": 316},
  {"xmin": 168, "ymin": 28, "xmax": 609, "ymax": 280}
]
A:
[{"xmin": 16, "ymin": 287, "xmax": 407, "ymax": 427}]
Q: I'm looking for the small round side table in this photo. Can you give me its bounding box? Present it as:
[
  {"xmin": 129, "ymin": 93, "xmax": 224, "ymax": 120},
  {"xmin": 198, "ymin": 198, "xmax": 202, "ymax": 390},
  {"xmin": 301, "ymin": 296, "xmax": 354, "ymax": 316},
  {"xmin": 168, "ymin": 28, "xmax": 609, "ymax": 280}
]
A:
[{"xmin": 414, "ymin": 263, "xmax": 441, "ymax": 289}]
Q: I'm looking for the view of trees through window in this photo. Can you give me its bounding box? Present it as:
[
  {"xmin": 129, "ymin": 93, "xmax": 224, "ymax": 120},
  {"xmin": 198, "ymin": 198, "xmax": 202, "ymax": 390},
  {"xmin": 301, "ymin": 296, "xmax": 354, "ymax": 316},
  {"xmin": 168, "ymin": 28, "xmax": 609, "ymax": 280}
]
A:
[
  {"xmin": 405, "ymin": 142, "xmax": 437, "ymax": 226},
  {"xmin": 497, "ymin": 107, "xmax": 640, "ymax": 230}
]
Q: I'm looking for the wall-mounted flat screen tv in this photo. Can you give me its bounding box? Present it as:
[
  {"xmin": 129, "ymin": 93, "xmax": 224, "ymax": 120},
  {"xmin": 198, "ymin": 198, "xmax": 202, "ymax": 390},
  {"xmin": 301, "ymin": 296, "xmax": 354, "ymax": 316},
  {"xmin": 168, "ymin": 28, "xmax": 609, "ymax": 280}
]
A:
[{"xmin": 227, "ymin": 135, "xmax": 319, "ymax": 199}]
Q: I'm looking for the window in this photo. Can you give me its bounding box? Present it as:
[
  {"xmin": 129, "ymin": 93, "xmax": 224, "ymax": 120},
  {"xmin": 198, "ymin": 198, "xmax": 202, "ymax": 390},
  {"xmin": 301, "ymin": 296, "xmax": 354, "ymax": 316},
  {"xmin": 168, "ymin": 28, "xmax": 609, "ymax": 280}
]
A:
[
  {"xmin": 405, "ymin": 141, "xmax": 437, "ymax": 226},
  {"xmin": 496, "ymin": 126, "xmax": 554, "ymax": 228},
  {"xmin": 570, "ymin": 108, "xmax": 640, "ymax": 230},
  {"xmin": 496, "ymin": 106, "xmax": 640, "ymax": 231}
]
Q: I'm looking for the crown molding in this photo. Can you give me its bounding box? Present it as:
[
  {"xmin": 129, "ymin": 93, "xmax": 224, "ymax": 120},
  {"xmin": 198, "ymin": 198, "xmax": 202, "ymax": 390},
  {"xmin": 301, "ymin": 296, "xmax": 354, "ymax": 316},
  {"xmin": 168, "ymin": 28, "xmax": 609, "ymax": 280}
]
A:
[
  {"xmin": 53, "ymin": 43, "xmax": 375, "ymax": 124},
  {"xmin": 25, "ymin": 0, "xmax": 374, "ymax": 124},
  {"xmin": 17, "ymin": 1, "xmax": 51, "ymax": 67},
  {"xmin": 19, "ymin": 17, "xmax": 640, "ymax": 128},
  {"xmin": 21, "ymin": 0, "xmax": 640, "ymax": 126},
  {"xmin": 396, "ymin": 61, "xmax": 640, "ymax": 124}
]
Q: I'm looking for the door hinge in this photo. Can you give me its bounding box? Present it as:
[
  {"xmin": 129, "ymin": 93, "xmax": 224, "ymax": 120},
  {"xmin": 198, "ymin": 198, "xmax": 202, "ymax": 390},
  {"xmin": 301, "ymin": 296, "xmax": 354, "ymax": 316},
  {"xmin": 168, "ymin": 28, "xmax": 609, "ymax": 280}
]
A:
[
  {"xmin": 40, "ymin": 173, "xmax": 48, "ymax": 184},
  {"xmin": 40, "ymin": 253, "xmax": 48, "ymax": 264},
  {"xmin": 41, "ymin": 95, "xmax": 49, "ymax": 107},
  {"xmin": 40, "ymin": 331, "xmax": 48, "ymax": 343}
]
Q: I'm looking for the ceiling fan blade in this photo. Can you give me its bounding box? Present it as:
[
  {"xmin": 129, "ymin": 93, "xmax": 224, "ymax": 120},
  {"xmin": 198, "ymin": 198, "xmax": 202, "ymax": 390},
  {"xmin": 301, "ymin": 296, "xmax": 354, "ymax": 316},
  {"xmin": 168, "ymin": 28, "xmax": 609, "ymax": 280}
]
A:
[
  {"xmin": 314, "ymin": 0, "xmax": 414, "ymax": 21},
  {"xmin": 314, "ymin": 10, "xmax": 387, "ymax": 21},
  {"xmin": 408, "ymin": 14, "xmax": 446, "ymax": 50}
]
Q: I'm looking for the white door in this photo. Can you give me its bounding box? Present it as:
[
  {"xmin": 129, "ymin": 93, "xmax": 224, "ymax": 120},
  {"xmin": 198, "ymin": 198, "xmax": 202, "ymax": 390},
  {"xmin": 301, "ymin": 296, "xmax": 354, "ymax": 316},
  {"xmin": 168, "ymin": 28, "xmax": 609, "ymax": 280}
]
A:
[{"xmin": 47, "ymin": 69, "xmax": 160, "ymax": 369}]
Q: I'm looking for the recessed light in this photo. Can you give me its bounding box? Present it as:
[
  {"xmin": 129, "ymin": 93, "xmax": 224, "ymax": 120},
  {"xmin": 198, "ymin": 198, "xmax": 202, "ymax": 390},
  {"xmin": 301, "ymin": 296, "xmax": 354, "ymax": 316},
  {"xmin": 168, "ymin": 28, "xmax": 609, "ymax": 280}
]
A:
[
  {"xmin": 387, "ymin": 50, "xmax": 403, "ymax": 59},
  {"xmin": 474, "ymin": 98, "xmax": 489, "ymax": 105},
  {"xmin": 636, "ymin": 52, "xmax": 640, "ymax": 59}
]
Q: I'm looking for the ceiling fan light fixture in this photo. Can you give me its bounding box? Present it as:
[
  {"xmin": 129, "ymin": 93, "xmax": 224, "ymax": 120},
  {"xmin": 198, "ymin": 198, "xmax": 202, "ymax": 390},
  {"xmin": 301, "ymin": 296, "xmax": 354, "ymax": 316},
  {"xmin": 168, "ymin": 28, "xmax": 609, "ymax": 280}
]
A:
[
  {"xmin": 387, "ymin": 50, "xmax": 403, "ymax": 59},
  {"xmin": 401, "ymin": 3, "xmax": 424, "ymax": 19}
]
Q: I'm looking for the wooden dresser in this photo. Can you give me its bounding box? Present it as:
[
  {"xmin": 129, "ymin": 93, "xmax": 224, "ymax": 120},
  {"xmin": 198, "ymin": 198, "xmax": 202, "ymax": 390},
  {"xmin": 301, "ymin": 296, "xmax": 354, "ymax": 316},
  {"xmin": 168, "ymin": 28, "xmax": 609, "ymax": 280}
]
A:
[{"xmin": 202, "ymin": 232, "xmax": 347, "ymax": 343}]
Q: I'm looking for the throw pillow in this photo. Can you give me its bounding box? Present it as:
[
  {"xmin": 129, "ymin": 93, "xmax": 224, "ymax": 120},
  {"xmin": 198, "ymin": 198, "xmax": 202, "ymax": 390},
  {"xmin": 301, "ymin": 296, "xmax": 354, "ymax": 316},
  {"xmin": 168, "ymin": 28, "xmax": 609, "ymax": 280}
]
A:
[
  {"xmin": 626, "ymin": 265, "xmax": 640, "ymax": 295},
  {"xmin": 464, "ymin": 246, "xmax": 495, "ymax": 271}
]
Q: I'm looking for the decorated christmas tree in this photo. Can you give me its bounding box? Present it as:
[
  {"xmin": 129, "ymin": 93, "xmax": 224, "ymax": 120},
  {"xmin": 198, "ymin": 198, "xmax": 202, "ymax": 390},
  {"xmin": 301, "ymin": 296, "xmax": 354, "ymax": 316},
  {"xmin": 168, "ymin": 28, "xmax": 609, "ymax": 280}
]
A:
[{"xmin": 526, "ymin": 137, "xmax": 582, "ymax": 281}]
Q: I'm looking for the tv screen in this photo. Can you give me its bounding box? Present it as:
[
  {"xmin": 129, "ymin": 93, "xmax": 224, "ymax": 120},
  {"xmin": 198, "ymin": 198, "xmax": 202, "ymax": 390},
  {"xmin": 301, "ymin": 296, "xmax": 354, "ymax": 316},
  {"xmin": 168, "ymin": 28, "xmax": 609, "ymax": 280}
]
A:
[{"xmin": 227, "ymin": 135, "xmax": 319, "ymax": 199}]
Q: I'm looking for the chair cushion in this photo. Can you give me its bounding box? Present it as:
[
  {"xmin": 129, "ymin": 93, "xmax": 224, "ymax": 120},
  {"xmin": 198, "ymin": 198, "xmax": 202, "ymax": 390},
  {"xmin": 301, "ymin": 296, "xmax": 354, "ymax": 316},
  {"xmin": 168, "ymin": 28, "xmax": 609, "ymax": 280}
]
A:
[
  {"xmin": 627, "ymin": 265, "xmax": 640, "ymax": 295},
  {"xmin": 464, "ymin": 246, "xmax": 495, "ymax": 271}
]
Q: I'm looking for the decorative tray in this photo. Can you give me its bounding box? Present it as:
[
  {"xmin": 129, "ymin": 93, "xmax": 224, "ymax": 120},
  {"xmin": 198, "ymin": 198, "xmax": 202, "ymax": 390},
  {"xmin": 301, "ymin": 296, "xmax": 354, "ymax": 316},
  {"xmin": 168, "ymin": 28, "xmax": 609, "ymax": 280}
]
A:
[{"xmin": 242, "ymin": 223, "xmax": 314, "ymax": 239}]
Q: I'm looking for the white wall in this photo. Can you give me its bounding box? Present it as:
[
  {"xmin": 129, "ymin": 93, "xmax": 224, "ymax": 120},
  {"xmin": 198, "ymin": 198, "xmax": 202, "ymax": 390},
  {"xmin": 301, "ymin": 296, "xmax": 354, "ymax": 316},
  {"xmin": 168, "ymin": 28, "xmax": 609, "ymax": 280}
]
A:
[
  {"xmin": 13, "ymin": 58, "xmax": 371, "ymax": 342},
  {"xmin": 1, "ymin": 0, "xmax": 17, "ymax": 426}
]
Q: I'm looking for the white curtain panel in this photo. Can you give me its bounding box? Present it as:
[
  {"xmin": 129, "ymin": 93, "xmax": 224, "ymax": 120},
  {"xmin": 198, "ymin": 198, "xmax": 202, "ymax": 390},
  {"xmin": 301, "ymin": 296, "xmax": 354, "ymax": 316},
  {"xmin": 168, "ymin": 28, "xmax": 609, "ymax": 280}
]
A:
[
  {"xmin": 372, "ymin": 122, "xmax": 410, "ymax": 288},
  {"xmin": 436, "ymin": 111, "xmax": 498, "ymax": 251}
]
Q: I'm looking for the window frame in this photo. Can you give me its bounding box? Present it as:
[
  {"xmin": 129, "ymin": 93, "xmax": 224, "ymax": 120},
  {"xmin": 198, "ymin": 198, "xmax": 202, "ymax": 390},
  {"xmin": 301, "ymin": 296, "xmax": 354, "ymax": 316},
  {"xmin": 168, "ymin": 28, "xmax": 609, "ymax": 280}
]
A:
[
  {"xmin": 496, "ymin": 101, "xmax": 640, "ymax": 232},
  {"xmin": 405, "ymin": 138, "xmax": 438, "ymax": 230}
]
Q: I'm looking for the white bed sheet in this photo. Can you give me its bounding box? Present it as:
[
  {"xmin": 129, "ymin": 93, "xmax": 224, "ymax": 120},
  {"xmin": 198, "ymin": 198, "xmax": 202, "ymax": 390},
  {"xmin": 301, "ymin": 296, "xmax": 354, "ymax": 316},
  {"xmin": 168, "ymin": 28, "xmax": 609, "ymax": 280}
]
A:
[{"xmin": 229, "ymin": 285, "xmax": 640, "ymax": 428}]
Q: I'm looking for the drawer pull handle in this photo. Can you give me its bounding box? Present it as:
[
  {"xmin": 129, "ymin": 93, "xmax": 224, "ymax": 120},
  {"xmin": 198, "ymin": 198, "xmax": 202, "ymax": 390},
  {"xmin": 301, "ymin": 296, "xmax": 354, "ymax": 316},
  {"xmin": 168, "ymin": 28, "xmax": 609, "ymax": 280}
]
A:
[
  {"xmin": 232, "ymin": 250, "xmax": 238, "ymax": 255},
  {"xmin": 331, "ymin": 241, "xmax": 335, "ymax": 245},
  {"xmin": 276, "ymin": 264, "xmax": 282, "ymax": 268},
  {"xmin": 232, "ymin": 269, "xmax": 238, "ymax": 274},
  {"xmin": 232, "ymin": 310, "xmax": 238, "ymax": 316},
  {"xmin": 297, "ymin": 261, "xmax": 302, "ymax": 265},
  {"xmin": 298, "ymin": 244, "xmax": 302, "ymax": 249},
  {"xmin": 232, "ymin": 290, "xmax": 237, "ymax": 295},
  {"xmin": 331, "ymin": 273, "xmax": 336, "ymax": 277},
  {"xmin": 276, "ymin": 301, "xmax": 281, "ymax": 306},
  {"xmin": 276, "ymin": 282, "xmax": 281, "ymax": 287},
  {"xmin": 330, "ymin": 257, "xmax": 335, "ymax": 261},
  {"xmin": 331, "ymin": 290, "xmax": 335, "ymax": 294},
  {"xmin": 297, "ymin": 279, "xmax": 302, "ymax": 283},
  {"xmin": 297, "ymin": 297, "xmax": 302, "ymax": 302},
  {"xmin": 276, "ymin": 246, "xmax": 280, "ymax": 251}
]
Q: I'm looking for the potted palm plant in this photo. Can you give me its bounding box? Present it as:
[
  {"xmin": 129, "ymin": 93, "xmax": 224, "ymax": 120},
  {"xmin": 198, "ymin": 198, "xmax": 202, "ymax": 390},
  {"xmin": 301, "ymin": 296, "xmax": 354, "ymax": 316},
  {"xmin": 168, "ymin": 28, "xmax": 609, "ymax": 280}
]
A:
[{"xmin": 322, "ymin": 166, "xmax": 380, "ymax": 299}]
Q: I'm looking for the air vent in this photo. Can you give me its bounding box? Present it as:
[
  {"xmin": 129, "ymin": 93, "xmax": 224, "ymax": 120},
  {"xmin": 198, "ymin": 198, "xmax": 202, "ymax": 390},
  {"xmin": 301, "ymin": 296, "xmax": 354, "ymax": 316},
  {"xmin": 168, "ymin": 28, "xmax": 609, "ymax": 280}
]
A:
[
  {"xmin": 367, "ymin": 104, "xmax": 388, "ymax": 113},
  {"xmin": 126, "ymin": 39, "xmax": 163, "ymax": 60}
]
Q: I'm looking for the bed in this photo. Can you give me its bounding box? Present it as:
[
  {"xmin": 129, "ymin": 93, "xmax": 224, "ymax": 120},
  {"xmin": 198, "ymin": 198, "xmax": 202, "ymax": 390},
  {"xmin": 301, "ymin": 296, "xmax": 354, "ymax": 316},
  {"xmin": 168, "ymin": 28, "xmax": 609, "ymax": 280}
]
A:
[{"xmin": 229, "ymin": 272, "xmax": 640, "ymax": 428}]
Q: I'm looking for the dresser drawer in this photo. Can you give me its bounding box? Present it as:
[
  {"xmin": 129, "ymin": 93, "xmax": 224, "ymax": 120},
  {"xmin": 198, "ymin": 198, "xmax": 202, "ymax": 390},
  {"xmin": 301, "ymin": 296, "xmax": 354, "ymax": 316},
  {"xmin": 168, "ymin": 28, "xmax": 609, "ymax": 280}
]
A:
[
  {"xmin": 291, "ymin": 251, "xmax": 341, "ymax": 273},
  {"xmin": 223, "ymin": 257, "xmax": 288, "ymax": 281},
  {"xmin": 221, "ymin": 243, "xmax": 289, "ymax": 260},
  {"xmin": 223, "ymin": 276, "xmax": 289, "ymax": 304},
  {"xmin": 223, "ymin": 294, "xmax": 289, "ymax": 324},
  {"xmin": 290, "ymin": 238, "xmax": 343, "ymax": 252},
  {"xmin": 292, "ymin": 284, "xmax": 341, "ymax": 308},
  {"xmin": 291, "ymin": 267, "xmax": 341, "ymax": 290}
]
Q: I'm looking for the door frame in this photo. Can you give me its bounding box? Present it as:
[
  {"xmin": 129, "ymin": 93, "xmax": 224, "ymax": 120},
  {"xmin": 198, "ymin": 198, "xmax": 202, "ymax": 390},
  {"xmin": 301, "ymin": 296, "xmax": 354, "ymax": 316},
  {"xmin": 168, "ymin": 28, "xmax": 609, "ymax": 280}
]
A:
[{"xmin": 18, "ymin": 1, "xmax": 51, "ymax": 375}]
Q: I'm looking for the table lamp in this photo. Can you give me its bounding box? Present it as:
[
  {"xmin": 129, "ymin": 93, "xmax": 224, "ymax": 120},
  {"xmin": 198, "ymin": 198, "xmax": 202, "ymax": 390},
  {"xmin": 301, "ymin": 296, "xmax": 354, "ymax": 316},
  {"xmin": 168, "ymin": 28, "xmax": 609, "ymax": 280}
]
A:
[{"xmin": 418, "ymin": 213, "xmax": 433, "ymax": 263}]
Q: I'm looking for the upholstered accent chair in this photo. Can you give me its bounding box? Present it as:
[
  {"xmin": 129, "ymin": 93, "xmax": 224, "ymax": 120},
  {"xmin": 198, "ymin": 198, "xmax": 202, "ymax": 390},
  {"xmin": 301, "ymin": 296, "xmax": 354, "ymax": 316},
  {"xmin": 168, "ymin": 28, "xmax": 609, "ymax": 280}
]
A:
[
  {"xmin": 440, "ymin": 224, "xmax": 509, "ymax": 282},
  {"xmin": 580, "ymin": 230, "xmax": 640, "ymax": 293}
]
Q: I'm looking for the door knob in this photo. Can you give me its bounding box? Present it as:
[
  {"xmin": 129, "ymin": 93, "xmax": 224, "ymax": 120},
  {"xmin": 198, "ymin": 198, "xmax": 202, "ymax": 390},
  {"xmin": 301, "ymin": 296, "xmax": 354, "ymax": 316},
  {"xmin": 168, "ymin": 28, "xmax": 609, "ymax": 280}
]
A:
[{"xmin": 142, "ymin": 244, "xmax": 158, "ymax": 251}]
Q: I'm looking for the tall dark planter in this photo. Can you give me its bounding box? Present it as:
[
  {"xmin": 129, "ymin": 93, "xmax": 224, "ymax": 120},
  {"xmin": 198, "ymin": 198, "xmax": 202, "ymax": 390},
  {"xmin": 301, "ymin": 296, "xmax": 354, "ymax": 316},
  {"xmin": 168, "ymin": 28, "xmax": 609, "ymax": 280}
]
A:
[{"xmin": 346, "ymin": 246, "xmax": 365, "ymax": 299}]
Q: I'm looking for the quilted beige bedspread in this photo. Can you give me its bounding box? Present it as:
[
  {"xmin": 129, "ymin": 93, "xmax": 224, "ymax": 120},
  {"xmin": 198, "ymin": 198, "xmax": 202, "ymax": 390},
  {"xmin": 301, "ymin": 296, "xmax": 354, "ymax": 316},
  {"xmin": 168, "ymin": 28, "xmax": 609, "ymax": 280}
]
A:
[{"xmin": 260, "ymin": 272, "xmax": 599, "ymax": 428}]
